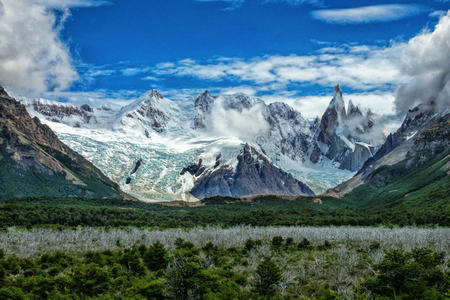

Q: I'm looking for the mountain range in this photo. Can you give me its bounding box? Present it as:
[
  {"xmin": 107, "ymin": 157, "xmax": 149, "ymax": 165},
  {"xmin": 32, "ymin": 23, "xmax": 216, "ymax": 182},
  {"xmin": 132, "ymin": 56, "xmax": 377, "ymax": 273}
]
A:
[
  {"xmin": 1, "ymin": 82, "xmax": 447, "ymax": 203},
  {"xmin": 14, "ymin": 85, "xmax": 384, "ymax": 201}
]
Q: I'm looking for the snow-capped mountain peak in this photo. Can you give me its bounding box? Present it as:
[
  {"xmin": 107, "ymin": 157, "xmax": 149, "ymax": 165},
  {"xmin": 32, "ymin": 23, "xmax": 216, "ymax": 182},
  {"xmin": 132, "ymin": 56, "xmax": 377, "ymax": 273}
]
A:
[
  {"xmin": 18, "ymin": 85, "xmax": 384, "ymax": 201},
  {"xmin": 115, "ymin": 89, "xmax": 180, "ymax": 135}
]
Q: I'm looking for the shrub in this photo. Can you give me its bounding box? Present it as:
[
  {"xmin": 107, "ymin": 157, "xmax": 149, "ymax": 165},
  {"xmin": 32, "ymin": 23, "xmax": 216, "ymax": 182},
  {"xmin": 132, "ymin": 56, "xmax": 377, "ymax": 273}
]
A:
[
  {"xmin": 134, "ymin": 278, "xmax": 165, "ymax": 299},
  {"xmin": 364, "ymin": 247, "xmax": 448, "ymax": 299},
  {"xmin": 271, "ymin": 236, "xmax": 283, "ymax": 248},
  {"xmin": 244, "ymin": 239, "xmax": 262, "ymax": 251},
  {"xmin": 369, "ymin": 241, "xmax": 381, "ymax": 250},
  {"xmin": 119, "ymin": 248, "xmax": 146, "ymax": 275},
  {"xmin": 143, "ymin": 241, "xmax": 168, "ymax": 271},
  {"xmin": 255, "ymin": 257, "xmax": 281, "ymax": 296},
  {"xmin": 318, "ymin": 240, "xmax": 332, "ymax": 250},
  {"xmin": 298, "ymin": 238, "xmax": 311, "ymax": 249},
  {"xmin": 285, "ymin": 237, "xmax": 294, "ymax": 247},
  {"xmin": 72, "ymin": 263, "xmax": 111, "ymax": 296},
  {"xmin": 244, "ymin": 239, "xmax": 256, "ymax": 251},
  {"xmin": 175, "ymin": 238, "xmax": 195, "ymax": 250}
]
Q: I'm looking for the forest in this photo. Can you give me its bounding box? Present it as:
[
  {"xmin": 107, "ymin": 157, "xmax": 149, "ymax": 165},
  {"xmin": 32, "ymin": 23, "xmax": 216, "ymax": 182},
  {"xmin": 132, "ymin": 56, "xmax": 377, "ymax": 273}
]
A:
[{"xmin": 0, "ymin": 226, "xmax": 448, "ymax": 299}]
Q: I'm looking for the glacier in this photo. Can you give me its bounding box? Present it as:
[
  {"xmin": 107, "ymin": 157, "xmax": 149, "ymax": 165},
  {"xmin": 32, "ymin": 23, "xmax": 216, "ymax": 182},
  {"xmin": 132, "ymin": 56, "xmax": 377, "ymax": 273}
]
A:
[{"xmin": 18, "ymin": 87, "xmax": 380, "ymax": 202}]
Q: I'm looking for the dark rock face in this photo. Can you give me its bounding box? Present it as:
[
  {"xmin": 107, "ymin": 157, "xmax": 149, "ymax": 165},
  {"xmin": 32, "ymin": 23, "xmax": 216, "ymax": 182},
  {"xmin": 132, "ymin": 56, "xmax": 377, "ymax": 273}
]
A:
[
  {"xmin": 180, "ymin": 159, "xmax": 205, "ymax": 177},
  {"xmin": 126, "ymin": 159, "xmax": 144, "ymax": 184},
  {"xmin": 32, "ymin": 101, "xmax": 95, "ymax": 124},
  {"xmin": 313, "ymin": 85, "xmax": 380, "ymax": 171},
  {"xmin": 0, "ymin": 87, "xmax": 122, "ymax": 199},
  {"xmin": 131, "ymin": 159, "xmax": 143, "ymax": 175},
  {"xmin": 358, "ymin": 105, "xmax": 437, "ymax": 175},
  {"xmin": 81, "ymin": 104, "xmax": 93, "ymax": 112},
  {"xmin": 340, "ymin": 143, "xmax": 375, "ymax": 171},
  {"xmin": 0, "ymin": 86, "xmax": 7, "ymax": 96},
  {"xmin": 190, "ymin": 144, "xmax": 314, "ymax": 199},
  {"xmin": 193, "ymin": 91, "xmax": 216, "ymax": 129}
]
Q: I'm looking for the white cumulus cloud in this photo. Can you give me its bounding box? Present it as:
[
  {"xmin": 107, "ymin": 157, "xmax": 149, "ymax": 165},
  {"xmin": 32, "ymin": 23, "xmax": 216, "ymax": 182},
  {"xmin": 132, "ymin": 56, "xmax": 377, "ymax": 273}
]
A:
[
  {"xmin": 0, "ymin": 0, "xmax": 83, "ymax": 93},
  {"xmin": 395, "ymin": 10, "xmax": 450, "ymax": 114}
]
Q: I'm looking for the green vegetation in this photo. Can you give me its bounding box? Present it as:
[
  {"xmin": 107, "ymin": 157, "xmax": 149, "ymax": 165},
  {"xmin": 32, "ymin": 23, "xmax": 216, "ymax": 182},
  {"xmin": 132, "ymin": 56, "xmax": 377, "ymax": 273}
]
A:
[
  {"xmin": 0, "ymin": 142, "xmax": 122, "ymax": 200},
  {"xmin": 1, "ymin": 149, "xmax": 448, "ymax": 229},
  {"xmin": 365, "ymin": 248, "xmax": 449, "ymax": 299},
  {"xmin": 345, "ymin": 148, "xmax": 450, "ymax": 210},
  {"xmin": 0, "ymin": 236, "xmax": 447, "ymax": 299},
  {"xmin": 0, "ymin": 189, "xmax": 447, "ymax": 229}
]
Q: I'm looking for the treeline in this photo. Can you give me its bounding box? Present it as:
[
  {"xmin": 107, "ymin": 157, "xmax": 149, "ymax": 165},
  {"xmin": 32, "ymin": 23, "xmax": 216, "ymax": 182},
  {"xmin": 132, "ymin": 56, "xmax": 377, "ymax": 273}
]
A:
[
  {"xmin": 0, "ymin": 237, "xmax": 447, "ymax": 299},
  {"xmin": 0, "ymin": 196, "xmax": 448, "ymax": 229}
]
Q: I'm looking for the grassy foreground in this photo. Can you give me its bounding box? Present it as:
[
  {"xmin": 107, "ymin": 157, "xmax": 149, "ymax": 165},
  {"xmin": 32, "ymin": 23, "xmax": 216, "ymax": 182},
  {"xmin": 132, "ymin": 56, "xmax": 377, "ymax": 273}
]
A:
[{"xmin": 0, "ymin": 226, "xmax": 448, "ymax": 299}]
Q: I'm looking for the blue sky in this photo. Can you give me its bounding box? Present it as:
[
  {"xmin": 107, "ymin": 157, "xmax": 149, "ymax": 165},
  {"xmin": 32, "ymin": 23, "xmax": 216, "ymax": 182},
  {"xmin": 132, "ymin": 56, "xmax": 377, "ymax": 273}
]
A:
[{"xmin": 0, "ymin": 0, "xmax": 449, "ymax": 117}]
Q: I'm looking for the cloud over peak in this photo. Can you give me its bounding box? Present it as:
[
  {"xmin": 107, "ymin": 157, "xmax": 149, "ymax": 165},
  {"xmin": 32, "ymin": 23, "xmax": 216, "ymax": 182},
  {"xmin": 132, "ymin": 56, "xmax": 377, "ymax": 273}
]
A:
[{"xmin": 395, "ymin": 11, "xmax": 450, "ymax": 114}]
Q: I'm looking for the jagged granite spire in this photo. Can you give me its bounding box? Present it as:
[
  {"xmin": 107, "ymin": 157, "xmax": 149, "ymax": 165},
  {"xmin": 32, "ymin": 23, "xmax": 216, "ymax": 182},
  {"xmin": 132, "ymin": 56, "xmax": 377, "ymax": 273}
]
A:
[
  {"xmin": 193, "ymin": 90, "xmax": 216, "ymax": 129},
  {"xmin": 0, "ymin": 86, "xmax": 9, "ymax": 97},
  {"xmin": 347, "ymin": 100, "xmax": 363, "ymax": 118}
]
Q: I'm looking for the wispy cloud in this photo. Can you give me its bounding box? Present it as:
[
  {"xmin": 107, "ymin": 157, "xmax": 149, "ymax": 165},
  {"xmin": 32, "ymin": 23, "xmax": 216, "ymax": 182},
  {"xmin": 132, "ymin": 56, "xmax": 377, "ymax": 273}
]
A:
[
  {"xmin": 195, "ymin": 0, "xmax": 320, "ymax": 10},
  {"xmin": 42, "ymin": 89, "xmax": 140, "ymax": 109},
  {"xmin": 429, "ymin": 10, "xmax": 447, "ymax": 18},
  {"xmin": 311, "ymin": 4, "xmax": 428, "ymax": 24},
  {"xmin": 151, "ymin": 44, "xmax": 409, "ymax": 91},
  {"xmin": 36, "ymin": 0, "xmax": 112, "ymax": 8},
  {"xmin": 121, "ymin": 67, "xmax": 151, "ymax": 76}
]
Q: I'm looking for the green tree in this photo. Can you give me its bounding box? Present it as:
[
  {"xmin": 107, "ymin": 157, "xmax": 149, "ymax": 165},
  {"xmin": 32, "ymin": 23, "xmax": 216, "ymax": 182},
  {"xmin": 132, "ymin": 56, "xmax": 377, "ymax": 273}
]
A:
[
  {"xmin": 119, "ymin": 248, "xmax": 146, "ymax": 275},
  {"xmin": 271, "ymin": 236, "xmax": 283, "ymax": 248},
  {"xmin": 71, "ymin": 263, "xmax": 111, "ymax": 296},
  {"xmin": 255, "ymin": 257, "xmax": 281, "ymax": 296},
  {"xmin": 365, "ymin": 248, "xmax": 448, "ymax": 299},
  {"xmin": 143, "ymin": 241, "xmax": 168, "ymax": 271},
  {"xmin": 166, "ymin": 254, "xmax": 201, "ymax": 300}
]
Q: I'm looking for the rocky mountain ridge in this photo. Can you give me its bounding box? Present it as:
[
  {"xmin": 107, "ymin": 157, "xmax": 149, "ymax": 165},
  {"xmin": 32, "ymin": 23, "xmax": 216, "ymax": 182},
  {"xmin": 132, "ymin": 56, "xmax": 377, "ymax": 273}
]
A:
[
  {"xmin": 327, "ymin": 103, "xmax": 449, "ymax": 197},
  {"xmin": 0, "ymin": 87, "xmax": 123, "ymax": 199}
]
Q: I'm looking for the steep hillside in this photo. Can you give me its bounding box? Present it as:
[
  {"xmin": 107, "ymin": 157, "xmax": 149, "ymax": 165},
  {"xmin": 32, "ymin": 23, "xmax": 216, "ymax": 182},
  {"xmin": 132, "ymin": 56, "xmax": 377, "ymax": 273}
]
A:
[
  {"xmin": 0, "ymin": 87, "xmax": 122, "ymax": 199},
  {"xmin": 344, "ymin": 148, "xmax": 449, "ymax": 210},
  {"xmin": 329, "ymin": 104, "xmax": 449, "ymax": 215},
  {"xmin": 328, "ymin": 103, "xmax": 449, "ymax": 196}
]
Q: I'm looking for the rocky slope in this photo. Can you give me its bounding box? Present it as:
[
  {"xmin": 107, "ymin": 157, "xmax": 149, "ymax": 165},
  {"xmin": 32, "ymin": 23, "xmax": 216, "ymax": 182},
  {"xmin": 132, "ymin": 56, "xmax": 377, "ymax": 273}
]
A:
[
  {"xmin": 188, "ymin": 144, "xmax": 314, "ymax": 199},
  {"xmin": 0, "ymin": 87, "xmax": 123, "ymax": 199},
  {"xmin": 328, "ymin": 103, "xmax": 449, "ymax": 197}
]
